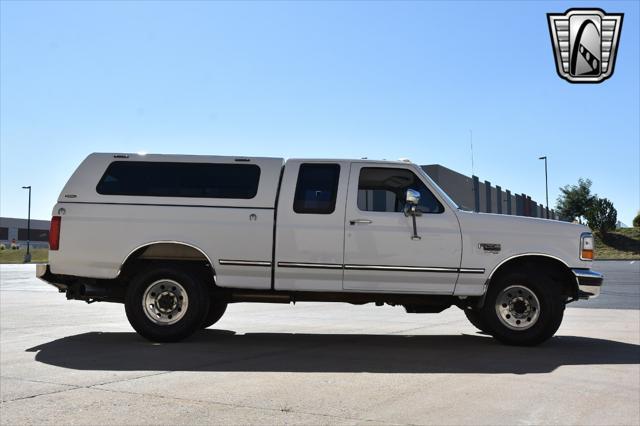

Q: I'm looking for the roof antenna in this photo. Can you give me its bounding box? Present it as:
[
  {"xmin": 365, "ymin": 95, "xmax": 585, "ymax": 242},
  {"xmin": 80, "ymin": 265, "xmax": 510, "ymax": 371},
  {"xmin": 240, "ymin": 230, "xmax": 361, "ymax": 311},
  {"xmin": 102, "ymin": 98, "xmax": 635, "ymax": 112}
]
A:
[{"xmin": 470, "ymin": 129, "xmax": 475, "ymax": 176}]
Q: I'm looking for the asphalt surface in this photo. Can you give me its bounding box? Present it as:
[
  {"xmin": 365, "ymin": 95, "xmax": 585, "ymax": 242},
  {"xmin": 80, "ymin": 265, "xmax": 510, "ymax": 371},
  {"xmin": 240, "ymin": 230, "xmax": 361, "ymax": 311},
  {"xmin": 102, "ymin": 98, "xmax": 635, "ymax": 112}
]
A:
[
  {"xmin": 1, "ymin": 261, "xmax": 638, "ymax": 425},
  {"xmin": 572, "ymin": 260, "xmax": 640, "ymax": 309}
]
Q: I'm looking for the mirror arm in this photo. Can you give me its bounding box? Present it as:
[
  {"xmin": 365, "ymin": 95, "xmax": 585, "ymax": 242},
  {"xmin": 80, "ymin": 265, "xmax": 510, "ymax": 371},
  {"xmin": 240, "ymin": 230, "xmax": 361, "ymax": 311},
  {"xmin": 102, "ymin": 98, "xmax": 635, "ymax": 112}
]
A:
[
  {"xmin": 409, "ymin": 206, "xmax": 421, "ymax": 240},
  {"xmin": 404, "ymin": 188, "xmax": 422, "ymax": 240}
]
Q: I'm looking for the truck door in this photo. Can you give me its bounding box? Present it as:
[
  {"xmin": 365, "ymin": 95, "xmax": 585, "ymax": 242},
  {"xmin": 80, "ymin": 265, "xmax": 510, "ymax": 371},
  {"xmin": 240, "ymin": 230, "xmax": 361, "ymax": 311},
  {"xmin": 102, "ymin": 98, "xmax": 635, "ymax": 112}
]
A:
[
  {"xmin": 343, "ymin": 163, "xmax": 462, "ymax": 294},
  {"xmin": 274, "ymin": 160, "xmax": 349, "ymax": 291}
]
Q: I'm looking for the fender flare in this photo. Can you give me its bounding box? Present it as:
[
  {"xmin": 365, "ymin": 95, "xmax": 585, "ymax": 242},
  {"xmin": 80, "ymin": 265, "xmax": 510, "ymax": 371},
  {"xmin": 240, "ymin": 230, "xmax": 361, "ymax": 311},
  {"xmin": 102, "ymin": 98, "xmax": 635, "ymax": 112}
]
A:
[
  {"xmin": 118, "ymin": 240, "xmax": 216, "ymax": 277},
  {"xmin": 487, "ymin": 252, "xmax": 571, "ymax": 281}
]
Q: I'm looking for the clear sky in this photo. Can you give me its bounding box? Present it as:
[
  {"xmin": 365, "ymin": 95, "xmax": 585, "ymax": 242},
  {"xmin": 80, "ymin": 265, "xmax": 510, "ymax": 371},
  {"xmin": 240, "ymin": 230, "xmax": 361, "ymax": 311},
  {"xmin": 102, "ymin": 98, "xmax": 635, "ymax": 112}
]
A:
[{"xmin": 1, "ymin": 1, "xmax": 638, "ymax": 224}]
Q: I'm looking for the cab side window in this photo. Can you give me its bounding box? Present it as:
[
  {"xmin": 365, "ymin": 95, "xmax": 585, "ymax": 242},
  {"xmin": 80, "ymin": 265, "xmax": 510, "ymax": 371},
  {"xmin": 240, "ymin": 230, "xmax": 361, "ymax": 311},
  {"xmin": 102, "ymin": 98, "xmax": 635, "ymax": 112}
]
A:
[
  {"xmin": 293, "ymin": 163, "xmax": 340, "ymax": 214},
  {"xmin": 357, "ymin": 167, "xmax": 444, "ymax": 214}
]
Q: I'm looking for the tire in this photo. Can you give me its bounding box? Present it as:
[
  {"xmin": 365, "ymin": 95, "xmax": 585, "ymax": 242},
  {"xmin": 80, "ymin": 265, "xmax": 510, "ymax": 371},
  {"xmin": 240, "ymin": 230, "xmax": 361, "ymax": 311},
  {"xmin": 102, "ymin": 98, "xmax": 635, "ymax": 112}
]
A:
[
  {"xmin": 202, "ymin": 301, "xmax": 227, "ymax": 329},
  {"xmin": 479, "ymin": 269, "xmax": 565, "ymax": 346},
  {"xmin": 464, "ymin": 308, "xmax": 491, "ymax": 334},
  {"xmin": 125, "ymin": 266, "xmax": 210, "ymax": 342}
]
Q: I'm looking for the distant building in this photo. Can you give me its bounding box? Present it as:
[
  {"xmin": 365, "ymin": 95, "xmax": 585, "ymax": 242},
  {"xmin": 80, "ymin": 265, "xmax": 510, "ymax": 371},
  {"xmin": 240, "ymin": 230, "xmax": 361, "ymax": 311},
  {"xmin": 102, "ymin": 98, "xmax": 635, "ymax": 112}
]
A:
[
  {"xmin": 0, "ymin": 217, "xmax": 51, "ymax": 248},
  {"xmin": 422, "ymin": 165, "xmax": 559, "ymax": 220}
]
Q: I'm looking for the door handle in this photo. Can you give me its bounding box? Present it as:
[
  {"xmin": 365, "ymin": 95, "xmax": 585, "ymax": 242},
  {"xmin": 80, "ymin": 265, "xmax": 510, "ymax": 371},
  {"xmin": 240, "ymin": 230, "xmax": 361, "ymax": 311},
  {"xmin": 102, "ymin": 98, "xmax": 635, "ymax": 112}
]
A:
[{"xmin": 349, "ymin": 219, "xmax": 372, "ymax": 225}]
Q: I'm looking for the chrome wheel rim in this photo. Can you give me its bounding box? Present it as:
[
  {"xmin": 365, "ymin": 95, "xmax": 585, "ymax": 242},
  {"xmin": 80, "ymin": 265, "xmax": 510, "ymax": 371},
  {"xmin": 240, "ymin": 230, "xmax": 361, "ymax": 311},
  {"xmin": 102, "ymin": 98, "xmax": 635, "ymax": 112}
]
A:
[
  {"xmin": 495, "ymin": 285, "xmax": 540, "ymax": 330},
  {"xmin": 142, "ymin": 279, "xmax": 188, "ymax": 325}
]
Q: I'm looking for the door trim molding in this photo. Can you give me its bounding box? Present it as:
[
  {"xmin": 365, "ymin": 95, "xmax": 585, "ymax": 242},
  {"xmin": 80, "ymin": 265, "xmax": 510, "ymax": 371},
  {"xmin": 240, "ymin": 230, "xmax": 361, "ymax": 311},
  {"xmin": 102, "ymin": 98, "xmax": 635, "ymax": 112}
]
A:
[
  {"xmin": 345, "ymin": 264, "xmax": 458, "ymax": 273},
  {"xmin": 345, "ymin": 264, "xmax": 484, "ymax": 273},
  {"xmin": 276, "ymin": 261, "xmax": 484, "ymax": 274},
  {"xmin": 277, "ymin": 261, "xmax": 343, "ymax": 269},
  {"xmin": 219, "ymin": 259, "xmax": 272, "ymax": 267},
  {"xmin": 458, "ymin": 268, "xmax": 486, "ymax": 274}
]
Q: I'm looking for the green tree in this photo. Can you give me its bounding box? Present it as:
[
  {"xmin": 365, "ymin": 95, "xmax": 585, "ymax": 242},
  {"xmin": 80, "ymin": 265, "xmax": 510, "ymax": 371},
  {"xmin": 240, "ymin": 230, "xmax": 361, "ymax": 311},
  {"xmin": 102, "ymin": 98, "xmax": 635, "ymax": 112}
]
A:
[
  {"xmin": 633, "ymin": 211, "xmax": 640, "ymax": 228},
  {"xmin": 556, "ymin": 178, "xmax": 596, "ymax": 223},
  {"xmin": 585, "ymin": 197, "xmax": 617, "ymax": 235}
]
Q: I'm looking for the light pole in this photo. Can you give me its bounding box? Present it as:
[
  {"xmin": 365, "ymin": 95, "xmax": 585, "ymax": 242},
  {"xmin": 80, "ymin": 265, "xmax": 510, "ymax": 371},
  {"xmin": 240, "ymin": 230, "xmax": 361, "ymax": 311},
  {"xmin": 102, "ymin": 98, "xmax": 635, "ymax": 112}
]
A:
[
  {"xmin": 538, "ymin": 157, "xmax": 549, "ymax": 219},
  {"xmin": 22, "ymin": 186, "xmax": 31, "ymax": 262}
]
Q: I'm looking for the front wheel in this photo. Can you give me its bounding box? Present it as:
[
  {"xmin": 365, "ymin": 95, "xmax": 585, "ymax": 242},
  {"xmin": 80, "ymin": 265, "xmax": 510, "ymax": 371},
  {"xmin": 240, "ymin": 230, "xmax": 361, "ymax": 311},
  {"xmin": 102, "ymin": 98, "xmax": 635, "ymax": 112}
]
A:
[
  {"xmin": 463, "ymin": 308, "xmax": 491, "ymax": 334},
  {"xmin": 202, "ymin": 301, "xmax": 227, "ymax": 329},
  {"xmin": 479, "ymin": 270, "xmax": 565, "ymax": 346},
  {"xmin": 125, "ymin": 266, "xmax": 210, "ymax": 342}
]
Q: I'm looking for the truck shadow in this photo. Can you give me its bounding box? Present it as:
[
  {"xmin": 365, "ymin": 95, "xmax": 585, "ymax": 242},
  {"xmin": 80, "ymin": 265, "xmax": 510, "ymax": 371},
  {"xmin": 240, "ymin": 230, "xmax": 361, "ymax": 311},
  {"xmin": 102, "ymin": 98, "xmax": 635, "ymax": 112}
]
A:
[{"xmin": 26, "ymin": 330, "xmax": 640, "ymax": 375}]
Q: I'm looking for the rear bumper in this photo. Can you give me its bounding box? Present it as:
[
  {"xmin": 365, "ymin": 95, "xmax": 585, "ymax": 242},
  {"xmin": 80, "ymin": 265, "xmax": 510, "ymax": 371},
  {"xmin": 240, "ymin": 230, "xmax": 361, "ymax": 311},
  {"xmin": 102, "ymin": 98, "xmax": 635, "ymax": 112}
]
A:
[
  {"xmin": 572, "ymin": 269, "xmax": 604, "ymax": 299},
  {"xmin": 35, "ymin": 263, "xmax": 48, "ymax": 278},
  {"xmin": 37, "ymin": 264, "xmax": 125, "ymax": 302},
  {"xmin": 36, "ymin": 264, "xmax": 67, "ymax": 292}
]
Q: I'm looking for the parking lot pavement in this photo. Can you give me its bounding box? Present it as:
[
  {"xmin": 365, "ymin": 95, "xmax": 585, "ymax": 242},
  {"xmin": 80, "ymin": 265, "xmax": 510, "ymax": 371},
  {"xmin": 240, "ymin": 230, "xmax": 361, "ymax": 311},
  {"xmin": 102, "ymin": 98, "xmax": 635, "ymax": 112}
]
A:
[
  {"xmin": 572, "ymin": 260, "xmax": 640, "ymax": 310},
  {"xmin": 1, "ymin": 262, "xmax": 639, "ymax": 425}
]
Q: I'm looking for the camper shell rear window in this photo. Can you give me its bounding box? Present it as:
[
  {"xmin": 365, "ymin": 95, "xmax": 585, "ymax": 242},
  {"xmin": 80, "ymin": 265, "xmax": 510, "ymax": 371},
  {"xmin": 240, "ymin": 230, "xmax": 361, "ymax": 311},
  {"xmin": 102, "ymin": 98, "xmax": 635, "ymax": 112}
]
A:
[{"xmin": 96, "ymin": 161, "xmax": 261, "ymax": 199}]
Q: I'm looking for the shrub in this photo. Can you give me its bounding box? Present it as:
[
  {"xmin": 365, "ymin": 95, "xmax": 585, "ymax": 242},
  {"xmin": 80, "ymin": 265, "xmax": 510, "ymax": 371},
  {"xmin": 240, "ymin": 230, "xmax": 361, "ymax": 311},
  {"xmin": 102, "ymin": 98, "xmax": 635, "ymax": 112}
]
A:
[
  {"xmin": 556, "ymin": 178, "xmax": 596, "ymax": 223},
  {"xmin": 633, "ymin": 211, "xmax": 640, "ymax": 228},
  {"xmin": 0, "ymin": 243, "xmax": 5, "ymax": 250},
  {"xmin": 585, "ymin": 197, "xmax": 617, "ymax": 235}
]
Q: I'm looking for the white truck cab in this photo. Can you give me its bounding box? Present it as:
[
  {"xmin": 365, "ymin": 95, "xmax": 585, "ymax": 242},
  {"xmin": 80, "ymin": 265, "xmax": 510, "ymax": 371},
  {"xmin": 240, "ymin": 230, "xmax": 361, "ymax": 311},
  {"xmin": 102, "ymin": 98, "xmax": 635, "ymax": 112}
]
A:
[{"xmin": 38, "ymin": 153, "xmax": 603, "ymax": 345}]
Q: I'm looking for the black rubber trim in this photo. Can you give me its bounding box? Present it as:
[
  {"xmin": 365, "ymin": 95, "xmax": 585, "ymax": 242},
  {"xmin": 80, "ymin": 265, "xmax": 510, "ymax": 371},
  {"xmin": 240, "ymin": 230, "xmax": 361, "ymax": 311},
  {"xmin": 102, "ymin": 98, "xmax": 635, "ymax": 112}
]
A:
[
  {"xmin": 575, "ymin": 275, "xmax": 604, "ymax": 286},
  {"xmin": 276, "ymin": 262, "xmax": 484, "ymax": 273},
  {"xmin": 278, "ymin": 262, "xmax": 343, "ymax": 269},
  {"xmin": 218, "ymin": 260, "xmax": 272, "ymax": 267},
  {"xmin": 346, "ymin": 264, "xmax": 459, "ymax": 273}
]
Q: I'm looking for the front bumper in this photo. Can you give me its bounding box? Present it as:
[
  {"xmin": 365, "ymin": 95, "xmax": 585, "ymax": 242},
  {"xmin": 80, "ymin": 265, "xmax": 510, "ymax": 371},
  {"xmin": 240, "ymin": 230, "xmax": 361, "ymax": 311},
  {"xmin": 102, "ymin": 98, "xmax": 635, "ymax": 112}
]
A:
[{"xmin": 572, "ymin": 269, "xmax": 604, "ymax": 299}]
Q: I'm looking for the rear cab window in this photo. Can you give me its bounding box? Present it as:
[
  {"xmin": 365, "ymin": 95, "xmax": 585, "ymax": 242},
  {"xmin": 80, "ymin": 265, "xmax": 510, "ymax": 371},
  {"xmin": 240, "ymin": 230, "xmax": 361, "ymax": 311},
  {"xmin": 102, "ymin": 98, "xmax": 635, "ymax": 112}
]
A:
[
  {"xmin": 96, "ymin": 161, "xmax": 261, "ymax": 199},
  {"xmin": 293, "ymin": 163, "xmax": 341, "ymax": 214}
]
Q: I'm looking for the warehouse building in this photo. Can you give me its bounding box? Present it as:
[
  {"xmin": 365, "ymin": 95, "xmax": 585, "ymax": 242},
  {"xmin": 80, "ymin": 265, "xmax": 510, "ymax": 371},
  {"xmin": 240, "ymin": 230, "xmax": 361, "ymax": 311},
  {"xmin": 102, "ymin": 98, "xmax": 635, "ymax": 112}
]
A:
[
  {"xmin": 0, "ymin": 217, "xmax": 51, "ymax": 249},
  {"xmin": 422, "ymin": 164, "xmax": 558, "ymax": 219}
]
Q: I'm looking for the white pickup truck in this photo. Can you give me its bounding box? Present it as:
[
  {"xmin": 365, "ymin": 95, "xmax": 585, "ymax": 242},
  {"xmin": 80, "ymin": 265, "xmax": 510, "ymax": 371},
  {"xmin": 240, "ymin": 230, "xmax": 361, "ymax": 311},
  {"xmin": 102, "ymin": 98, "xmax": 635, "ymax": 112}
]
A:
[{"xmin": 38, "ymin": 153, "xmax": 603, "ymax": 346}]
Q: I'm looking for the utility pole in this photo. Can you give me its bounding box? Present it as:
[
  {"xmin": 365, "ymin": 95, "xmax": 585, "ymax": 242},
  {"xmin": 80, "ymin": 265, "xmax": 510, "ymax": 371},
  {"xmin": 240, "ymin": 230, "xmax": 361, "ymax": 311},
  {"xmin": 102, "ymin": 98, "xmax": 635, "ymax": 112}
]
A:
[
  {"xmin": 22, "ymin": 186, "xmax": 31, "ymax": 262},
  {"xmin": 538, "ymin": 157, "xmax": 549, "ymax": 219}
]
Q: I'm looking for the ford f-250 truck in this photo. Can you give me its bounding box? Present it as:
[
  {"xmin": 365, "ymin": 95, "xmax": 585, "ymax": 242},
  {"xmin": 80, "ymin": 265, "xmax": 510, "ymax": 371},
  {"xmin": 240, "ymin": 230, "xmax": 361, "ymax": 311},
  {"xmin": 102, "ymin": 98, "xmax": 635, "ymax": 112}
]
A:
[{"xmin": 37, "ymin": 153, "xmax": 603, "ymax": 345}]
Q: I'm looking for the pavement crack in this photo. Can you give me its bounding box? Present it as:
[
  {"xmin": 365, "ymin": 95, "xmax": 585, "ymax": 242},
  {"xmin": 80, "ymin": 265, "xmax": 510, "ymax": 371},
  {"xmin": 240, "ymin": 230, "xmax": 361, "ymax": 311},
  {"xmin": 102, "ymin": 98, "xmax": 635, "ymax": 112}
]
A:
[
  {"xmin": 1, "ymin": 375, "xmax": 79, "ymax": 388},
  {"xmin": 1, "ymin": 386, "xmax": 79, "ymax": 403},
  {"xmin": 92, "ymin": 386, "xmax": 400, "ymax": 425}
]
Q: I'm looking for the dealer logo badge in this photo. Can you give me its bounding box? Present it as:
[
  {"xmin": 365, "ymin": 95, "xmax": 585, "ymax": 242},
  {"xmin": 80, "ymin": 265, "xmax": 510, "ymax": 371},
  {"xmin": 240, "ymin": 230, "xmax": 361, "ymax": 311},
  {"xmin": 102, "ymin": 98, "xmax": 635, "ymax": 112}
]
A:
[{"xmin": 547, "ymin": 8, "xmax": 623, "ymax": 83}]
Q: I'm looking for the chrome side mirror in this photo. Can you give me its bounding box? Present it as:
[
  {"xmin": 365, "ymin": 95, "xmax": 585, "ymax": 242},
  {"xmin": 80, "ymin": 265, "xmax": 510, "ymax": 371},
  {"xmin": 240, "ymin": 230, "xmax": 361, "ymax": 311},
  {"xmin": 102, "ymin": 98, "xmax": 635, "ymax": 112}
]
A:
[
  {"xmin": 404, "ymin": 188, "xmax": 422, "ymax": 216},
  {"xmin": 405, "ymin": 188, "xmax": 421, "ymax": 206},
  {"xmin": 404, "ymin": 188, "xmax": 422, "ymax": 240}
]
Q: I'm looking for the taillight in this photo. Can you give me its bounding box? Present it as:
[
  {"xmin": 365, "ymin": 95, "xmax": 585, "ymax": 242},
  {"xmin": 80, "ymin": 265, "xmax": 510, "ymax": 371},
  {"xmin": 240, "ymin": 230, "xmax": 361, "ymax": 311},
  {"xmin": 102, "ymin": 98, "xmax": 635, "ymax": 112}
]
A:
[{"xmin": 49, "ymin": 216, "xmax": 61, "ymax": 250}]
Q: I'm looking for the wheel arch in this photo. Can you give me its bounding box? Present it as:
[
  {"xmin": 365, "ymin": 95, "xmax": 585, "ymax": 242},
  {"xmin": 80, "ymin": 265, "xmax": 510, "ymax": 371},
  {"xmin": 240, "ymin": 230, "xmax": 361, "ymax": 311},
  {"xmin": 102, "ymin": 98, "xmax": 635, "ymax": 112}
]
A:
[
  {"xmin": 486, "ymin": 253, "xmax": 578, "ymax": 300},
  {"xmin": 118, "ymin": 241, "xmax": 217, "ymax": 286}
]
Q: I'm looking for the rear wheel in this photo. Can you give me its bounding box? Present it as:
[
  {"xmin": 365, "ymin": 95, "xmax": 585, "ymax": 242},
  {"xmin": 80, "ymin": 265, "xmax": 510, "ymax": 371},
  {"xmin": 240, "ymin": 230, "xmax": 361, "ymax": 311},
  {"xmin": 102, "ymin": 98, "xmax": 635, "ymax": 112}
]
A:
[
  {"xmin": 480, "ymin": 270, "xmax": 565, "ymax": 346},
  {"xmin": 125, "ymin": 266, "xmax": 209, "ymax": 342}
]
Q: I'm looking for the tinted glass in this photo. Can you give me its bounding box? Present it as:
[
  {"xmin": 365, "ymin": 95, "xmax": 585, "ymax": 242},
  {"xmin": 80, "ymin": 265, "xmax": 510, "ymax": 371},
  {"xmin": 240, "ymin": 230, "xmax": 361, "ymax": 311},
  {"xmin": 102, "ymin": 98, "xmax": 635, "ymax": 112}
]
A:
[
  {"xmin": 357, "ymin": 167, "xmax": 444, "ymax": 213},
  {"xmin": 0, "ymin": 227, "xmax": 8, "ymax": 240},
  {"xmin": 97, "ymin": 161, "xmax": 261, "ymax": 199},
  {"xmin": 293, "ymin": 163, "xmax": 340, "ymax": 214}
]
